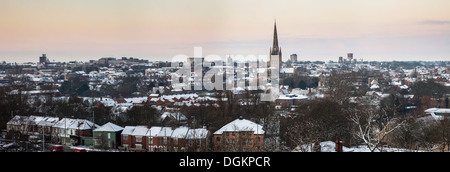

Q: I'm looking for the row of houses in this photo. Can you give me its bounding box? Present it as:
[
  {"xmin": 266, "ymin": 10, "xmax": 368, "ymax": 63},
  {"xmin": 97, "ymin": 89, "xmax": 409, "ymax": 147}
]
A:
[
  {"xmin": 120, "ymin": 125, "xmax": 210, "ymax": 152},
  {"xmin": 6, "ymin": 115, "xmax": 265, "ymax": 152},
  {"xmin": 6, "ymin": 115, "xmax": 98, "ymax": 146}
]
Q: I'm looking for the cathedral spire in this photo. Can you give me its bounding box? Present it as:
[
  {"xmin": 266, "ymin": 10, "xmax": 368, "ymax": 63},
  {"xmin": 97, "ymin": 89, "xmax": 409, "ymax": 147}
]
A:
[
  {"xmin": 269, "ymin": 20, "xmax": 282, "ymax": 69},
  {"xmin": 272, "ymin": 20, "xmax": 279, "ymax": 51}
]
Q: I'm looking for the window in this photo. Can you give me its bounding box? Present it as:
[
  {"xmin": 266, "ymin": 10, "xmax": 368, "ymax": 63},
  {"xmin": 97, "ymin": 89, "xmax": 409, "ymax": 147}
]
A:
[
  {"xmin": 136, "ymin": 136, "xmax": 142, "ymax": 142},
  {"xmin": 136, "ymin": 144, "xmax": 142, "ymax": 150},
  {"xmin": 163, "ymin": 137, "xmax": 167, "ymax": 145},
  {"xmin": 248, "ymin": 139, "xmax": 252, "ymax": 145},
  {"xmin": 107, "ymin": 133, "xmax": 111, "ymax": 139},
  {"xmin": 149, "ymin": 137, "xmax": 153, "ymax": 144},
  {"xmin": 123, "ymin": 135, "xmax": 128, "ymax": 140},
  {"xmin": 174, "ymin": 138, "xmax": 178, "ymax": 146}
]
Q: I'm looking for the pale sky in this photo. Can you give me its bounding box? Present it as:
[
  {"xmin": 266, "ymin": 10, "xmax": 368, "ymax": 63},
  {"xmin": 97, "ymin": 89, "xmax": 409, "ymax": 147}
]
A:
[{"xmin": 0, "ymin": 0, "xmax": 449, "ymax": 63}]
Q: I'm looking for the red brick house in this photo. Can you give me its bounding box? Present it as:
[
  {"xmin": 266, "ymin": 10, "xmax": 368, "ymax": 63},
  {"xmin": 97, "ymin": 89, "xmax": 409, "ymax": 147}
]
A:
[{"xmin": 120, "ymin": 126, "xmax": 148, "ymax": 151}]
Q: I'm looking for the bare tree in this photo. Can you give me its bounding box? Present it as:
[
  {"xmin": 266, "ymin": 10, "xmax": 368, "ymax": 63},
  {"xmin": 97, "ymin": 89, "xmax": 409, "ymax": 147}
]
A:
[
  {"xmin": 325, "ymin": 71, "xmax": 356, "ymax": 105},
  {"xmin": 349, "ymin": 106, "xmax": 405, "ymax": 152}
]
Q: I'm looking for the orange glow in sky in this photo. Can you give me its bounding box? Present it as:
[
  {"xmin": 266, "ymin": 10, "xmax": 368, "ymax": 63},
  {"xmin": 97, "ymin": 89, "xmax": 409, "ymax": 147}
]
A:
[{"xmin": 0, "ymin": 0, "xmax": 449, "ymax": 62}]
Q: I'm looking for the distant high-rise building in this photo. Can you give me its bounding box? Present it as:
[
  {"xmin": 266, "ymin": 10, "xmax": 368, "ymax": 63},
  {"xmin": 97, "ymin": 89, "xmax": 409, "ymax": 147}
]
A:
[
  {"xmin": 39, "ymin": 54, "xmax": 48, "ymax": 64},
  {"xmin": 290, "ymin": 54, "xmax": 298, "ymax": 62},
  {"xmin": 270, "ymin": 21, "xmax": 282, "ymax": 70},
  {"xmin": 347, "ymin": 53, "xmax": 353, "ymax": 61},
  {"xmin": 227, "ymin": 55, "xmax": 233, "ymax": 65},
  {"xmin": 338, "ymin": 56, "xmax": 343, "ymax": 64}
]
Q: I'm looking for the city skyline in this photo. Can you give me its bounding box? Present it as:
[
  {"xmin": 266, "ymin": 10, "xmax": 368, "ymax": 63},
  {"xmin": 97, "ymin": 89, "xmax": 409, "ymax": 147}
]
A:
[{"xmin": 1, "ymin": 0, "xmax": 449, "ymax": 63}]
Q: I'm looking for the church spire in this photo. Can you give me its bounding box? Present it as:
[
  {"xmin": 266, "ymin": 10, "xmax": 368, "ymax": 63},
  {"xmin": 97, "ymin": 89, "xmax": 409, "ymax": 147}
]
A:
[
  {"xmin": 271, "ymin": 20, "xmax": 280, "ymax": 56},
  {"xmin": 272, "ymin": 20, "xmax": 279, "ymax": 51},
  {"xmin": 269, "ymin": 20, "xmax": 282, "ymax": 70}
]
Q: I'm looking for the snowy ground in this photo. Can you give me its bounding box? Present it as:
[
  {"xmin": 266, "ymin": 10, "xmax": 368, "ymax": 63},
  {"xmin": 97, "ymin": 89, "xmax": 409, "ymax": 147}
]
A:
[{"xmin": 292, "ymin": 141, "xmax": 418, "ymax": 152}]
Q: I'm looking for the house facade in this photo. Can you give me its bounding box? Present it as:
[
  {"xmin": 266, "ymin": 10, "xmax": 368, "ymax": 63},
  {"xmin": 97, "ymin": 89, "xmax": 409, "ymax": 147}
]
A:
[
  {"xmin": 51, "ymin": 118, "xmax": 98, "ymax": 146},
  {"xmin": 120, "ymin": 125, "xmax": 210, "ymax": 152},
  {"xmin": 213, "ymin": 117, "xmax": 265, "ymax": 152},
  {"xmin": 93, "ymin": 122, "xmax": 124, "ymax": 149}
]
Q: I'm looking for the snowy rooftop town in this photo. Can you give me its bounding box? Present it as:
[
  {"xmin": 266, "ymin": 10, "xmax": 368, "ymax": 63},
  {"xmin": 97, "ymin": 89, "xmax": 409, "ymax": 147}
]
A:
[{"xmin": 1, "ymin": 54, "xmax": 449, "ymax": 152}]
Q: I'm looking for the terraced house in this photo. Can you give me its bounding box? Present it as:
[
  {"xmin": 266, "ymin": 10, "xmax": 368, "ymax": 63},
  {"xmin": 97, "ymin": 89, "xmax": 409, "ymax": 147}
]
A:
[
  {"xmin": 213, "ymin": 117, "xmax": 265, "ymax": 152},
  {"xmin": 120, "ymin": 125, "xmax": 210, "ymax": 152}
]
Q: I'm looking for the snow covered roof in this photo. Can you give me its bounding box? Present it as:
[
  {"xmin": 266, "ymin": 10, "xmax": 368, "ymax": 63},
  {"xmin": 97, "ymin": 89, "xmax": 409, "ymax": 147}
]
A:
[
  {"xmin": 277, "ymin": 94, "xmax": 308, "ymax": 100},
  {"xmin": 400, "ymin": 85, "xmax": 409, "ymax": 89},
  {"xmin": 124, "ymin": 97, "xmax": 148, "ymax": 104},
  {"xmin": 132, "ymin": 126, "xmax": 149, "ymax": 136},
  {"xmin": 121, "ymin": 126, "xmax": 136, "ymax": 135},
  {"xmin": 280, "ymin": 68, "xmax": 294, "ymax": 74},
  {"xmin": 147, "ymin": 126, "xmax": 163, "ymax": 137},
  {"xmin": 37, "ymin": 117, "xmax": 60, "ymax": 127},
  {"xmin": 214, "ymin": 118, "xmax": 264, "ymax": 135},
  {"xmin": 161, "ymin": 111, "xmax": 187, "ymax": 121},
  {"xmin": 171, "ymin": 126, "xmax": 189, "ymax": 139},
  {"xmin": 99, "ymin": 98, "xmax": 117, "ymax": 107},
  {"xmin": 53, "ymin": 118, "xmax": 99, "ymax": 130},
  {"xmin": 370, "ymin": 84, "xmax": 380, "ymax": 89},
  {"xmin": 186, "ymin": 128, "xmax": 209, "ymax": 139},
  {"xmin": 425, "ymin": 108, "xmax": 450, "ymax": 114},
  {"xmin": 424, "ymin": 108, "xmax": 450, "ymax": 120},
  {"xmin": 7, "ymin": 115, "xmax": 31, "ymax": 126},
  {"xmin": 7, "ymin": 115, "xmax": 52, "ymax": 126},
  {"xmin": 94, "ymin": 122, "xmax": 124, "ymax": 132},
  {"xmin": 158, "ymin": 127, "xmax": 174, "ymax": 137}
]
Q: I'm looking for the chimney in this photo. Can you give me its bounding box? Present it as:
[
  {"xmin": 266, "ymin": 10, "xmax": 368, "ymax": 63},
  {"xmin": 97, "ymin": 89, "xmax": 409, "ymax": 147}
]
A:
[
  {"xmin": 147, "ymin": 122, "xmax": 152, "ymax": 129},
  {"xmin": 171, "ymin": 123, "xmax": 176, "ymax": 131},
  {"xmin": 203, "ymin": 123, "xmax": 209, "ymax": 130},
  {"xmin": 239, "ymin": 116, "xmax": 244, "ymax": 120},
  {"xmin": 335, "ymin": 138, "xmax": 343, "ymax": 152}
]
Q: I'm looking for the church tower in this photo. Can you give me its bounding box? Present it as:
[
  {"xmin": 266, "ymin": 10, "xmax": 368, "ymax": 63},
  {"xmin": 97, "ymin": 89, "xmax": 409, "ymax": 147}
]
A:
[{"xmin": 270, "ymin": 21, "xmax": 282, "ymax": 69}]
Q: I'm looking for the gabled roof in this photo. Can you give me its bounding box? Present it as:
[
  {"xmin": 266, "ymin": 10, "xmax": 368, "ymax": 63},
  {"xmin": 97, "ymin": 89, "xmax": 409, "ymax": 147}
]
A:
[
  {"xmin": 122, "ymin": 126, "xmax": 136, "ymax": 135},
  {"xmin": 94, "ymin": 122, "xmax": 124, "ymax": 132},
  {"xmin": 186, "ymin": 128, "xmax": 209, "ymax": 139},
  {"xmin": 214, "ymin": 118, "xmax": 264, "ymax": 135},
  {"xmin": 7, "ymin": 115, "xmax": 30, "ymax": 126},
  {"xmin": 53, "ymin": 118, "xmax": 98, "ymax": 130},
  {"xmin": 36, "ymin": 116, "xmax": 60, "ymax": 127},
  {"xmin": 171, "ymin": 127, "xmax": 189, "ymax": 139},
  {"xmin": 7, "ymin": 115, "xmax": 49, "ymax": 126},
  {"xmin": 158, "ymin": 127, "xmax": 174, "ymax": 137},
  {"xmin": 146, "ymin": 126, "xmax": 163, "ymax": 137},
  {"xmin": 131, "ymin": 126, "xmax": 149, "ymax": 136}
]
